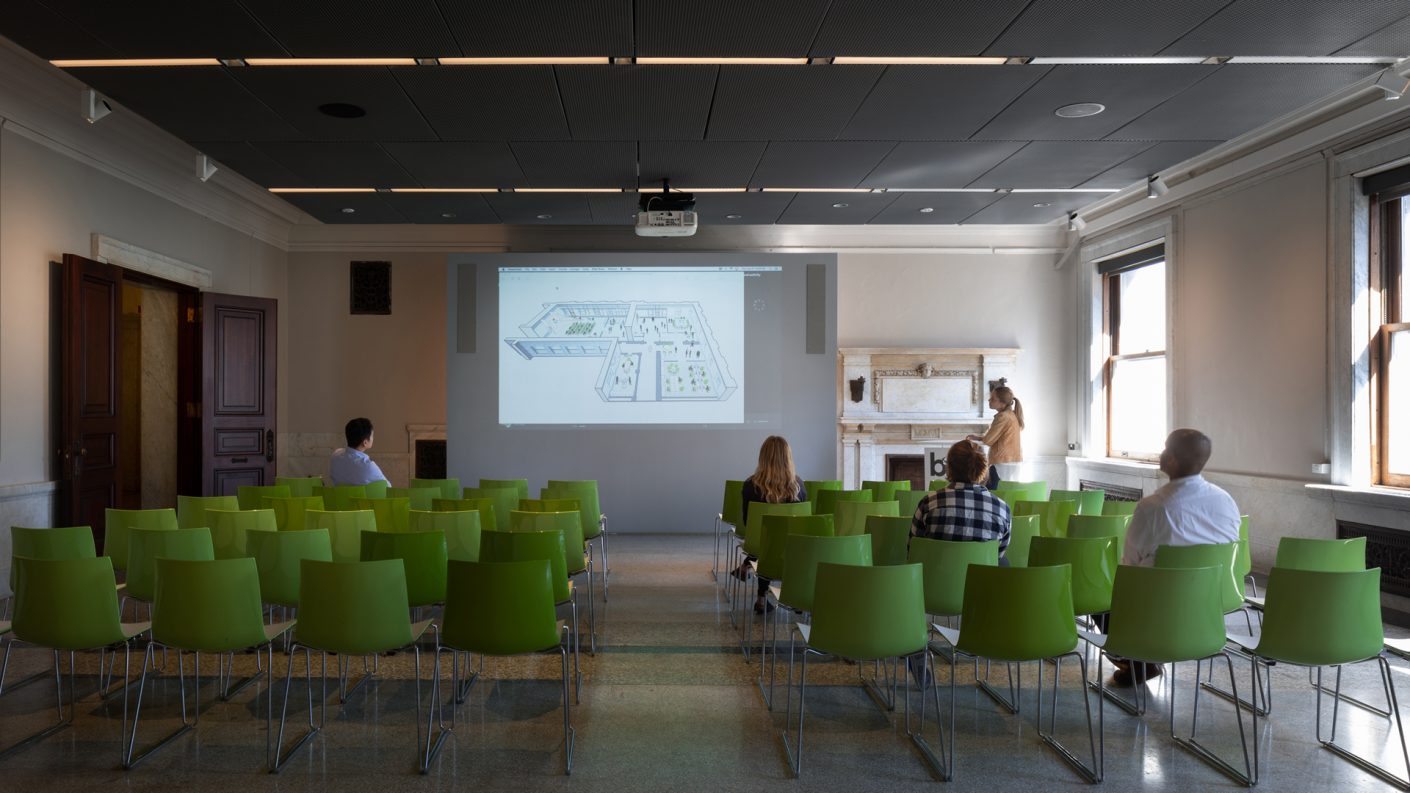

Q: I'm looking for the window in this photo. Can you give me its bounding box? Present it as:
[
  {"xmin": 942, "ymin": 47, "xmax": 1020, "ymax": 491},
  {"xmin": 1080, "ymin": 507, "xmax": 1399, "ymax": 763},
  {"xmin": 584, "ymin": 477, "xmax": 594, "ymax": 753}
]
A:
[
  {"xmin": 1100, "ymin": 245, "xmax": 1167, "ymax": 459},
  {"xmin": 1373, "ymin": 193, "xmax": 1409, "ymax": 486}
]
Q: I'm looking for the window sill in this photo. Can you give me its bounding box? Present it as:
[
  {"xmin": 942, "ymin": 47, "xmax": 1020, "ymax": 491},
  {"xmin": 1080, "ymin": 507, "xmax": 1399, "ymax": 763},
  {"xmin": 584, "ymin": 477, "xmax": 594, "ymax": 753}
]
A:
[
  {"xmin": 1066, "ymin": 457, "xmax": 1160, "ymax": 474},
  {"xmin": 1305, "ymin": 484, "xmax": 1410, "ymax": 511}
]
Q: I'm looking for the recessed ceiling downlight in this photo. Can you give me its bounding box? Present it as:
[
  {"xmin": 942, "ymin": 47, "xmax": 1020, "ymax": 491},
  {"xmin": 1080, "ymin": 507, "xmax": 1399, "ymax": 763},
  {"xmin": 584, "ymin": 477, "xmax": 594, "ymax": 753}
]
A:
[
  {"xmin": 918, "ymin": 207, "xmax": 935, "ymax": 213},
  {"xmin": 319, "ymin": 102, "xmax": 367, "ymax": 118},
  {"xmin": 1032, "ymin": 202, "xmax": 1052, "ymax": 208},
  {"xmin": 340, "ymin": 207, "xmax": 356, "ymax": 214},
  {"xmin": 726, "ymin": 214, "xmax": 743, "ymax": 219},
  {"xmin": 1054, "ymin": 102, "xmax": 1105, "ymax": 118},
  {"xmin": 536, "ymin": 213, "xmax": 553, "ymax": 219},
  {"xmin": 832, "ymin": 202, "xmax": 849, "ymax": 208}
]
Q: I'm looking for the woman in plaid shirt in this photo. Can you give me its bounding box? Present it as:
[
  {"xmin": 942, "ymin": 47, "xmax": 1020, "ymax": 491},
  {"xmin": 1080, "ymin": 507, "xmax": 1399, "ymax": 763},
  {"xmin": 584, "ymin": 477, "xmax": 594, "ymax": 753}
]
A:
[{"xmin": 911, "ymin": 440, "xmax": 1012, "ymax": 562}]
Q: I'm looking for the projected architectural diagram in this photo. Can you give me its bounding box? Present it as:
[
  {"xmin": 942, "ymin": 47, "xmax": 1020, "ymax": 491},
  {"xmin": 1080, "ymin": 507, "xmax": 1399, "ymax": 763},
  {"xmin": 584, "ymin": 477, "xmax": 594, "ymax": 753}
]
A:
[{"xmin": 505, "ymin": 301, "xmax": 738, "ymax": 403}]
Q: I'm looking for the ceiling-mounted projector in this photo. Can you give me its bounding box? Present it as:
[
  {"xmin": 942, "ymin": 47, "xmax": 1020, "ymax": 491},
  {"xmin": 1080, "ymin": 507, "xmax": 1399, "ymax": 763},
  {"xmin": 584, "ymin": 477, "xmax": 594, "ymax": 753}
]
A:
[{"xmin": 636, "ymin": 180, "xmax": 697, "ymax": 237}]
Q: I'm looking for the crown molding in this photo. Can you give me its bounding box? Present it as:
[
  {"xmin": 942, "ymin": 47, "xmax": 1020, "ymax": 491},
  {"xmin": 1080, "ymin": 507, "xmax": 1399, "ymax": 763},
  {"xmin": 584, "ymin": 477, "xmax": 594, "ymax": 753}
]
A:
[{"xmin": 0, "ymin": 35, "xmax": 305, "ymax": 250}]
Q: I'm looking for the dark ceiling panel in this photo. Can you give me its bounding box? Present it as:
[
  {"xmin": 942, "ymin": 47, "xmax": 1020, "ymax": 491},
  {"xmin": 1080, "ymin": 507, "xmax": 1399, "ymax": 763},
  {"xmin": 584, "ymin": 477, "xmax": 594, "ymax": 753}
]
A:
[
  {"xmin": 252, "ymin": 142, "xmax": 417, "ymax": 187},
  {"xmin": 1114, "ymin": 64, "xmax": 1382, "ymax": 140},
  {"xmin": 557, "ymin": 65, "xmax": 718, "ymax": 140},
  {"xmin": 383, "ymin": 193, "xmax": 500, "ymax": 224},
  {"xmin": 231, "ymin": 67, "xmax": 436, "ymax": 141},
  {"xmin": 868, "ymin": 191, "xmax": 1006, "ymax": 224},
  {"xmin": 749, "ymin": 142, "xmax": 896, "ymax": 188},
  {"xmin": 859, "ymin": 142, "xmax": 1027, "ymax": 189},
  {"xmin": 708, "ymin": 65, "xmax": 884, "ymax": 140},
  {"xmin": 777, "ymin": 192, "xmax": 901, "ymax": 224},
  {"xmin": 1078, "ymin": 140, "xmax": 1221, "ymax": 188},
  {"xmin": 190, "ymin": 141, "xmax": 309, "ymax": 187},
  {"xmin": 0, "ymin": 1, "xmax": 119, "ymax": 59},
  {"xmin": 381, "ymin": 142, "xmax": 525, "ymax": 188},
  {"xmin": 68, "ymin": 67, "xmax": 300, "ymax": 141},
  {"xmin": 985, "ymin": 0, "xmax": 1231, "ymax": 56},
  {"xmin": 587, "ymin": 193, "xmax": 639, "ymax": 225},
  {"xmin": 638, "ymin": 142, "xmax": 767, "ymax": 188},
  {"xmin": 974, "ymin": 65, "xmax": 1218, "ymax": 141},
  {"xmin": 483, "ymin": 193, "xmax": 594, "ymax": 224},
  {"xmin": 394, "ymin": 68, "xmax": 570, "ymax": 140},
  {"xmin": 440, "ymin": 0, "xmax": 632, "ymax": 57},
  {"xmin": 969, "ymin": 141, "xmax": 1153, "ymax": 188},
  {"xmin": 509, "ymin": 142, "xmax": 637, "ymax": 187},
  {"xmin": 811, "ymin": 0, "xmax": 1030, "ymax": 57},
  {"xmin": 277, "ymin": 192, "xmax": 407, "ymax": 224},
  {"xmin": 41, "ymin": 1, "xmax": 285, "ymax": 58},
  {"xmin": 1337, "ymin": 16, "xmax": 1410, "ymax": 56},
  {"xmin": 962, "ymin": 191, "xmax": 1095, "ymax": 224},
  {"xmin": 840, "ymin": 65, "xmax": 1050, "ymax": 140},
  {"xmin": 637, "ymin": 0, "xmax": 830, "ymax": 57},
  {"xmin": 237, "ymin": 0, "xmax": 457, "ymax": 57},
  {"xmin": 1163, "ymin": 0, "xmax": 1410, "ymax": 56},
  {"xmin": 690, "ymin": 192, "xmax": 796, "ymax": 225}
]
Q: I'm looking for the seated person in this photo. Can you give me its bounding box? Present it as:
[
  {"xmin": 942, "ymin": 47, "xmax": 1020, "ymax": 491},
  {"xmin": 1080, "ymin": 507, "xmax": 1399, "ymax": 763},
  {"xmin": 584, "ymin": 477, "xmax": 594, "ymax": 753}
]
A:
[
  {"xmin": 733, "ymin": 435, "xmax": 807, "ymax": 614},
  {"xmin": 911, "ymin": 440, "xmax": 1011, "ymax": 562},
  {"xmin": 329, "ymin": 417, "xmax": 387, "ymax": 486}
]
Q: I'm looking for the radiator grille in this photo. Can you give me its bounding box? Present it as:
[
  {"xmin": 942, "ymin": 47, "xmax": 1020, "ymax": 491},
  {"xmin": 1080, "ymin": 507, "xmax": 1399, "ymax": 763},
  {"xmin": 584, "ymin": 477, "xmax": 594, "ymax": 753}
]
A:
[
  {"xmin": 1337, "ymin": 520, "xmax": 1410, "ymax": 597},
  {"xmin": 1079, "ymin": 479, "xmax": 1142, "ymax": 502}
]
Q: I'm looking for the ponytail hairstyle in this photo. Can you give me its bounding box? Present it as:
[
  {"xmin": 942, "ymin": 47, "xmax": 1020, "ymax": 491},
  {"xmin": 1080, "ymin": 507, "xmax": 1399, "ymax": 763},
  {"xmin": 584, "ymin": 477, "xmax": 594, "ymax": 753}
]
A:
[
  {"xmin": 751, "ymin": 436, "xmax": 800, "ymax": 503},
  {"xmin": 946, "ymin": 440, "xmax": 990, "ymax": 486},
  {"xmin": 992, "ymin": 386, "xmax": 1025, "ymax": 430}
]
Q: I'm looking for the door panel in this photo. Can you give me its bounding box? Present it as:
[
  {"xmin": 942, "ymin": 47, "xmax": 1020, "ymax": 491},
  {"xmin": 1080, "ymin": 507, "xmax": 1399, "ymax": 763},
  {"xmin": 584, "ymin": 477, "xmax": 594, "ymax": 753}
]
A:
[
  {"xmin": 61, "ymin": 254, "xmax": 125, "ymax": 538},
  {"xmin": 201, "ymin": 292, "xmax": 277, "ymax": 496}
]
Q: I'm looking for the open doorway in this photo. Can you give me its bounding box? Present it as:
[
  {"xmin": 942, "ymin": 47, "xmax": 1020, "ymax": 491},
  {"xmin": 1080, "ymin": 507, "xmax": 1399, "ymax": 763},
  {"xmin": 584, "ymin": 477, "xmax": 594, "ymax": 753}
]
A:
[{"xmin": 118, "ymin": 281, "xmax": 180, "ymax": 509}]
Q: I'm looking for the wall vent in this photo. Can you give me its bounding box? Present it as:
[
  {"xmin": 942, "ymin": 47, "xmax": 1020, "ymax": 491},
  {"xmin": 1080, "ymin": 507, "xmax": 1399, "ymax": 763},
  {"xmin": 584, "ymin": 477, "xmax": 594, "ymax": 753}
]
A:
[
  {"xmin": 1079, "ymin": 479, "xmax": 1142, "ymax": 502},
  {"xmin": 1337, "ymin": 520, "xmax": 1410, "ymax": 597}
]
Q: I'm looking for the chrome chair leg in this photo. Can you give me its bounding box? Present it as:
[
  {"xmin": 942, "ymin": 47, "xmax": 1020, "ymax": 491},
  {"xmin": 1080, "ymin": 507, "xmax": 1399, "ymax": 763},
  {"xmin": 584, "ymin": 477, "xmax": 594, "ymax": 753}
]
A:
[
  {"xmin": 1317, "ymin": 656, "xmax": 1410, "ymax": 789},
  {"xmin": 906, "ymin": 648, "xmax": 950, "ymax": 780},
  {"xmin": 1171, "ymin": 654, "xmax": 1255, "ymax": 785},
  {"xmin": 1036, "ymin": 652, "xmax": 1101, "ymax": 783},
  {"xmin": 0, "ymin": 647, "xmax": 87, "ymax": 759},
  {"xmin": 270, "ymin": 647, "xmax": 322, "ymax": 773}
]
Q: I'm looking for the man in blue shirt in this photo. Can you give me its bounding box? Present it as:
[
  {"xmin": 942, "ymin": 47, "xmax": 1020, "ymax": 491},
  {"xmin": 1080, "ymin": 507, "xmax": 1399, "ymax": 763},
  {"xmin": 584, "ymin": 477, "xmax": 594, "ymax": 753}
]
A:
[{"xmin": 329, "ymin": 417, "xmax": 388, "ymax": 486}]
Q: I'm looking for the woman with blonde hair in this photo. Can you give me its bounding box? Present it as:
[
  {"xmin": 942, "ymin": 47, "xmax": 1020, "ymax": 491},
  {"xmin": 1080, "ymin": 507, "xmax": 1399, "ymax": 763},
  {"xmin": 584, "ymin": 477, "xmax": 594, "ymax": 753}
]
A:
[
  {"xmin": 967, "ymin": 384, "xmax": 1025, "ymax": 487},
  {"xmin": 732, "ymin": 436, "xmax": 807, "ymax": 613}
]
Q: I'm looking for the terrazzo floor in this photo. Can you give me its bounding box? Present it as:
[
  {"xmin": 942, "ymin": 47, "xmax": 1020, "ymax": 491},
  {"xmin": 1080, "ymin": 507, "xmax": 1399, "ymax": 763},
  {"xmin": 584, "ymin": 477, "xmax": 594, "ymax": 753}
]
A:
[{"xmin": 0, "ymin": 533, "xmax": 1407, "ymax": 791}]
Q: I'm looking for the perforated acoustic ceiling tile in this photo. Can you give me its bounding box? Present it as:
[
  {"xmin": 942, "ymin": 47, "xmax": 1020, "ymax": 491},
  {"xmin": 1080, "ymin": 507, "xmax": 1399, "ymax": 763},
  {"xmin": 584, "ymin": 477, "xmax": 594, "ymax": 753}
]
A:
[
  {"xmin": 1161, "ymin": 0, "xmax": 1410, "ymax": 56},
  {"xmin": 810, "ymin": 0, "xmax": 1031, "ymax": 57},
  {"xmin": 483, "ymin": 193, "xmax": 594, "ymax": 225},
  {"xmin": 440, "ymin": 0, "xmax": 631, "ymax": 57},
  {"xmin": 867, "ymin": 191, "xmax": 1006, "ymax": 224},
  {"xmin": 383, "ymin": 193, "xmax": 501, "ymax": 224},
  {"xmin": 749, "ymin": 141, "xmax": 897, "ymax": 189},
  {"xmin": 393, "ymin": 68, "xmax": 571, "ymax": 141},
  {"xmin": 636, "ymin": 0, "xmax": 830, "ymax": 57},
  {"xmin": 962, "ymin": 191, "xmax": 1096, "ymax": 224},
  {"xmin": 840, "ymin": 65, "xmax": 1051, "ymax": 141},
  {"xmin": 231, "ymin": 67, "xmax": 437, "ymax": 141},
  {"xmin": 0, "ymin": 0, "xmax": 120, "ymax": 60},
  {"xmin": 43, "ymin": 0, "xmax": 287, "ymax": 58},
  {"xmin": 67, "ymin": 67, "xmax": 300, "ymax": 142},
  {"xmin": 859, "ymin": 141, "xmax": 1027, "ymax": 189},
  {"xmin": 189, "ymin": 141, "xmax": 309, "ymax": 188},
  {"xmin": 638, "ymin": 141, "xmax": 769, "ymax": 189},
  {"xmin": 252, "ymin": 141, "xmax": 418, "ymax": 187},
  {"xmin": 776, "ymin": 191, "xmax": 902, "ymax": 224},
  {"xmin": 968, "ymin": 140, "xmax": 1154, "ymax": 189},
  {"xmin": 1337, "ymin": 15, "xmax": 1410, "ymax": 56},
  {"xmin": 278, "ymin": 192, "xmax": 407, "ymax": 224},
  {"xmin": 984, "ymin": 0, "xmax": 1231, "ymax": 57},
  {"xmin": 587, "ymin": 193, "xmax": 639, "ymax": 225},
  {"xmin": 381, "ymin": 142, "xmax": 526, "ymax": 188},
  {"xmin": 556, "ymin": 65, "xmax": 718, "ymax": 140},
  {"xmin": 689, "ymin": 192, "xmax": 796, "ymax": 225},
  {"xmin": 1078, "ymin": 140, "xmax": 1222, "ymax": 189},
  {"xmin": 509, "ymin": 142, "xmax": 638, "ymax": 188},
  {"xmin": 237, "ymin": 0, "xmax": 458, "ymax": 57},
  {"xmin": 707, "ymin": 65, "xmax": 885, "ymax": 140}
]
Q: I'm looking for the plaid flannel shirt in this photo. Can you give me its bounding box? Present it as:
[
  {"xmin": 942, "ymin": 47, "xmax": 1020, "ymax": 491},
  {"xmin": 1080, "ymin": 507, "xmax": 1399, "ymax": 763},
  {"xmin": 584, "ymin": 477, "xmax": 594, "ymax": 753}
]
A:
[{"xmin": 911, "ymin": 484, "xmax": 1012, "ymax": 556}]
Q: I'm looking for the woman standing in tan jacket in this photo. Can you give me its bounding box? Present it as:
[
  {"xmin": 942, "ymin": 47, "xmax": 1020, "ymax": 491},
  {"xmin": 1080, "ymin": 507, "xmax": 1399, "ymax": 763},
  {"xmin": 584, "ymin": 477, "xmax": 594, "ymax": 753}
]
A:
[{"xmin": 967, "ymin": 385, "xmax": 1024, "ymax": 486}]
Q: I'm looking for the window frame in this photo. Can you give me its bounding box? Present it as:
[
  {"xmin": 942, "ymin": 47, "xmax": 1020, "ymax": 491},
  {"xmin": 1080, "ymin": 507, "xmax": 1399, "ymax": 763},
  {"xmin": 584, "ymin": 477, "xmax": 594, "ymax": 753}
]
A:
[
  {"xmin": 1372, "ymin": 191, "xmax": 1409, "ymax": 487},
  {"xmin": 1101, "ymin": 250, "xmax": 1168, "ymax": 461}
]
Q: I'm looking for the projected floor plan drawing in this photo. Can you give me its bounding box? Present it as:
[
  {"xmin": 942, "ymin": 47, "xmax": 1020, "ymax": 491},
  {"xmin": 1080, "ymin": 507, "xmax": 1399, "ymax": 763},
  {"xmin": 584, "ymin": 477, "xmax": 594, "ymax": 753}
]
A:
[{"xmin": 505, "ymin": 301, "xmax": 738, "ymax": 403}]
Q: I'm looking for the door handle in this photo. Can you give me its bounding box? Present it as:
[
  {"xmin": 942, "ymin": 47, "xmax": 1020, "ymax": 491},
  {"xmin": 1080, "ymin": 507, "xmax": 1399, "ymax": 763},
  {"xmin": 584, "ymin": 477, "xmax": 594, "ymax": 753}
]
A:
[{"xmin": 266, "ymin": 429, "xmax": 275, "ymax": 463}]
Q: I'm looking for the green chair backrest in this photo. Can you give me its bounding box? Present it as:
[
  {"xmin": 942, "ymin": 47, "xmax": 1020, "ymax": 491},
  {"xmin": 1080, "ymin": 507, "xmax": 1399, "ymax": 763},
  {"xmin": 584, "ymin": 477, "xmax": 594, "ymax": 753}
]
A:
[
  {"xmin": 786, "ymin": 514, "xmax": 835, "ymax": 538},
  {"xmin": 543, "ymin": 480, "xmax": 603, "ymax": 540},
  {"xmin": 1258, "ymin": 567, "xmax": 1385, "ymax": 666},
  {"xmin": 176, "ymin": 495, "xmax": 238, "ymax": 529},
  {"xmin": 410, "ymin": 509, "xmax": 482, "ymax": 562},
  {"xmin": 314, "ymin": 484, "xmax": 368, "ymax": 511},
  {"xmin": 463, "ymin": 487, "xmax": 520, "ymax": 533},
  {"xmin": 12, "ymin": 556, "xmax": 129, "ymax": 650},
  {"xmin": 363, "ymin": 480, "xmax": 390, "ymax": 499},
  {"xmin": 1065, "ymin": 514, "xmax": 1132, "ymax": 565},
  {"xmin": 1101, "ymin": 500, "xmax": 1139, "ymax": 516},
  {"xmin": 237, "ymin": 484, "xmax": 290, "ymax": 511},
  {"xmin": 1154, "ymin": 542, "xmax": 1243, "ymax": 614},
  {"xmin": 755, "ymin": 515, "xmax": 794, "ymax": 581},
  {"xmin": 815, "ymin": 488, "xmax": 872, "ymax": 517},
  {"xmin": 810, "ymin": 562, "xmax": 927, "ymax": 660},
  {"xmin": 441, "ymin": 559, "xmax": 561, "ymax": 655},
  {"xmin": 10, "ymin": 525, "xmax": 97, "ymax": 592},
  {"xmin": 296, "ymin": 559, "xmax": 415, "ymax": 654},
  {"xmin": 360, "ymin": 529, "xmax": 449, "ymax": 608},
  {"xmin": 410, "ymin": 478, "xmax": 461, "ymax": 501},
  {"xmin": 247, "ymin": 528, "xmax": 333, "ymax": 606},
  {"xmin": 928, "ymin": 479, "xmax": 950, "ymax": 491},
  {"xmin": 1273, "ymin": 536, "xmax": 1366, "ymax": 572},
  {"xmin": 862, "ymin": 480, "xmax": 913, "ymax": 503},
  {"xmin": 265, "ymin": 496, "xmax": 327, "ymax": 532},
  {"xmin": 126, "ymin": 527, "xmax": 215, "ymax": 603},
  {"xmin": 387, "ymin": 486, "xmax": 439, "ymax": 511},
  {"xmin": 895, "ymin": 489, "xmax": 927, "ymax": 519},
  {"xmin": 152, "ymin": 558, "xmax": 269, "ymax": 652},
  {"xmin": 956, "ymin": 564, "xmax": 1077, "ymax": 661},
  {"xmin": 1028, "ymin": 535, "xmax": 1118, "ymax": 616},
  {"xmin": 906, "ymin": 537, "xmax": 999, "ymax": 617},
  {"xmin": 777, "ymin": 534, "xmax": 872, "ymax": 613},
  {"xmin": 103, "ymin": 508, "xmax": 176, "ymax": 570},
  {"xmin": 275, "ymin": 476, "xmax": 322, "ymax": 498},
  {"xmin": 742, "ymin": 501, "xmax": 813, "ymax": 556},
  {"xmin": 480, "ymin": 529, "xmax": 570, "ymax": 603},
  {"xmin": 834, "ymin": 500, "xmax": 899, "ymax": 537},
  {"xmin": 720, "ymin": 480, "xmax": 745, "ymax": 527},
  {"xmin": 1005, "ymin": 514, "xmax": 1041, "ymax": 567},
  {"xmin": 305, "ymin": 509, "xmax": 375, "ymax": 562},
  {"xmin": 1104, "ymin": 564, "xmax": 1228, "ymax": 663},
  {"xmin": 1050, "ymin": 489, "xmax": 1105, "ymax": 516},
  {"xmin": 1235, "ymin": 514, "xmax": 1252, "ymax": 579},
  {"xmin": 351, "ymin": 497, "xmax": 411, "ymax": 533},
  {"xmin": 802, "ymin": 480, "xmax": 842, "ymax": 507},
  {"xmin": 1013, "ymin": 499, "xmax": 1077, "ymax": 538},
  {"xmin": 509, "ymin": 510, "xmax": 586, "ymax": 575},
  {"xmin": 864, "ymin": 515, "xmax": 914, "ymax": 566},
  {"xmin": 519, "ymin": 498, "xmax": 582, "ymax": 514},
  {"xmin": 433, "ymin": 497, "xmax": 497, "ymax": 533},
  {"xmin": 993, "ymin": 480, "xmax": 1049, "ymax": 501},
  {"xmin": 206, "ymin": 509, "xmax": 276, "ymax": 559},
  {"xmin": 480, "ymin": 478, "xmax": 530, "ymax": 501}
]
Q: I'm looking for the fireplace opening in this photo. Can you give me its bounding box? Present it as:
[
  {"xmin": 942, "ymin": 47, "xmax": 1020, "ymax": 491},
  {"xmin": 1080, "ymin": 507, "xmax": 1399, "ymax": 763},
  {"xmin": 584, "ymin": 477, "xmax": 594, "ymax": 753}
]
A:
[{"xmin": 886, "ymin": 454, "xmax": 925, "ymax": 490}]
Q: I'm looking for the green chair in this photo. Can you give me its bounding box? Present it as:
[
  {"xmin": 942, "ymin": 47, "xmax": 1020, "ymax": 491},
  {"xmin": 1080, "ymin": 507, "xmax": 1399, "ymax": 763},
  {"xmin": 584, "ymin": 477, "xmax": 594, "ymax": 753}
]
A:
[
  {"xmin": 410, "ymin": 478, "xmax": 461, "ymax": 501},
  {"xmin": 815, "ymin": 488, "xmax": 872, "ymax": 517},
  {"xmin": 237, "ymin": 485, "xmax": 290, "ymax": 511},
  {"xmin": 1065, "ymin": 515, "xmax": 1133, "ymax": 565},
  {"xmin": 2, "ymin": 556, "xmax": 147, "ymax": 760},
  {"xmin": 360, "ymin": 530, "xmax": 449, "ymax": 609},
  {"xmin": 715, "ymin": 480, "xmax": 745, "ymax": 582},
  {"xmin": 510, "ymin": 509, "xmax": 594, "ymax": 653},
  {"xmin": 907, "ymin": 537, "xmax": 1000, "ymax": 622},
  {"xmin": 931, "ymin": 564, "xmax": 1099, "ymax": 783},
  {"xmin": 732, "ymin": 501, "xmax": 812, "ymax": 635},
  {"xmin": 275, "ymin": 476, "xmax": 322, "ymax": 498},
  {"xmin": 1101, "ymin": 500, "xmax": 1139, "ymax": 517},
  {"xmin": 265, "ymin": 496, "xmax": 326, "ymax": 532},
  {"xmin": 1079, "ymin": 565, "xmax": 1252, "ymax": 784},
  {"xmin": 176, "ymin": 495, "xmax": 237, "ymax": 529},
  {"xmin": 1236, "ymin": 515, "xmax": 1253, "ymax": 597},
  {"xmin": 124, "ymin": 557, "xmax": 294, "ymax": 769},
  {"xmin": 1228, "ymin": 567, "xmax": 1407, "ymax": 789},
  {"xmin": 124, "ymin": 528, "xmax": 215, "ymax": 607},
  {"xmin": 463, "ymin": 487, "xmax": 520, "ymax": 534},
  {"xmin": 1013, "ymin": 499, "xmax": 1077, "ymax": 538},
  {"xmin": 304, "ymin": 509, "xmax": 374, "ymax": 563},
  {"xmin": 433, "ymin": 497, "xmax": 497, "ymax": 533},
  {"xmin": 928, "ymin": 479, "xmax": 950, "ymax": 491},
  {"xmin": 1028, "ymin": 536, "xmax": 1118, "ymax": 619},
  {"xmin": 896, "ymin": 489, "xmax": 927, "ymax": 519},
  {"xmin": 246, "ymin": 528, "xmax": 332, "ymax": 609},
  {"xmin": 750, "ymin": 515, "xmax": 808, "ymax": 676},
  {"xmin": 352, "ymin": 497, "xmax": 411, "ymax": 533},
  {"xmin": 802, "ymin": 480, "xmax": 841, "ymax": 507},
  {"xmin": 271, "ymin": 559, "xmax": 442, "ymax": 773},
  {"xmin": 102, "ymin": 508, "xmax": 176, "ymax": 572},
  {"xmin": 437, "ymin": 559, "xmax": 574, "ymax": 774},
  {"xmin": 313, "ymin": 485, "xmax": 367, "ymax": 511},
  {"xmin": 480, "ymin": 478, "xmax": 529, "ymax": 501},
  {"xmin": 993, "ymin": 480, "xmax": 1049, "ymax": 501},
  {"xmin": 1050, "ymin": 489, "xmax": 1105, "ymax": 516},
  {"xmin": 206, "ymin": 509, "xmax": 276, "ymax": 559},
  {"xmin": 781, "ymin": 563, "xmax": 931, "ymax": 777},
  {"xmin": 834, "ymin": 500, "xmax": 899, "ymax": 537},
  {"xmin": 387, "ymin": 486, "xmax": 438, "ymax": 511},
  {"xmin": 1154, "ymin": 543, "xmax": 1247, "ymax": 620},
  {"xmin": 865, "ymin": 515, "xmax": 914, "ymax": 566},
  {"xmin": 544, "ymin": 480, "xmax": 608, "ymax": 599},
  {"xmin": 480, "ymin": 529, "xmax": 582, "ymax": 699},
  {"xmin": 410, "ymin": 510, "xmax": 481, "ymax": 562},
  {"xmin": 1005, "ymin": 514, "xmax": 1041, "ymax": 567},
  {"xmin": 863, "ymin": 480, "xmax": 913, "ymax": 503},
  {"xmin": 9, "ymin": 526, "xmax": 97, "ymax": 592},
  {"xmin": 363, "ymin": 480, "xmax": 390, "ymax": 499},
  {"xmin": 519, "ymin": 497, "xmax": 582, "ymax": 515}
]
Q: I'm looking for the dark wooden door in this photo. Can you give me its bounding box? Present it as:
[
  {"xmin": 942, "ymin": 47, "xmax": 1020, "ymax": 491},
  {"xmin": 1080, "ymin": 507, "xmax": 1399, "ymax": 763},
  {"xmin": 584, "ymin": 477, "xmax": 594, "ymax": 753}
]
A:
[
  {"xmin": 200, "ymin": 292, "xmax": 277, "ymax": 496},
  {"xmin": 60, "ymin": 253, "xmax": 124, "ymax": 537}
]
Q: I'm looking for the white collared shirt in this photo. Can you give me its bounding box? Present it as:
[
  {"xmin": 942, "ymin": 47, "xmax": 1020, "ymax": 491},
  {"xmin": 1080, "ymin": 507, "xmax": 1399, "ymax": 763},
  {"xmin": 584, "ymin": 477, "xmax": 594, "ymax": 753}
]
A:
[
  {"xmin": 1122, "ymin": 474, "xmax": 1241, "ymax": 567},
  {"xmin": 329, "ymin": 447, "xmax": 387, "ymax": 487}
]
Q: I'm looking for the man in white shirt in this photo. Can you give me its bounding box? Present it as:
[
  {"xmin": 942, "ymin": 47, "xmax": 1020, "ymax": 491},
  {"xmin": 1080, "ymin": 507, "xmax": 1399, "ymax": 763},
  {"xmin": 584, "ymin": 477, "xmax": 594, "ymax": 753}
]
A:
[{"xmin": 329, "ymin": 417, "xmax": 388, "ymax": 486}]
